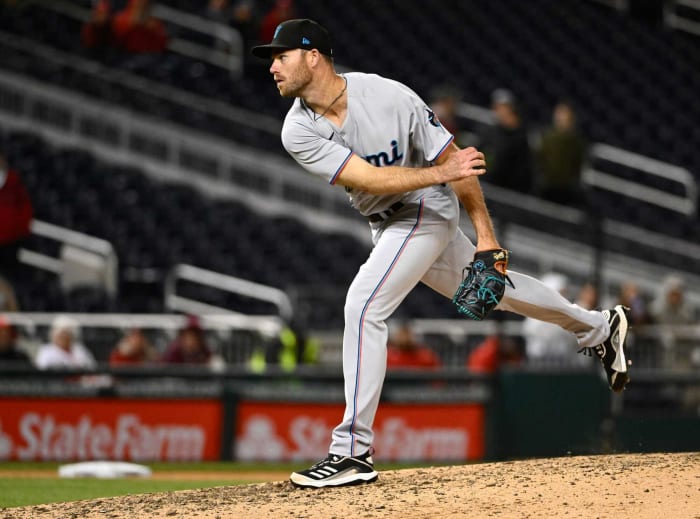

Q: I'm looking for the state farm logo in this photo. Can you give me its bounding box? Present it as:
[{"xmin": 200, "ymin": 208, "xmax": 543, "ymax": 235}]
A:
[
  {"xmin": 8, "ymin": 413, "xmax": 206, "ymax": 461},
  {"xmin": 374, "ymin": 417, "xmax": 468, "ymax": 460},
  {"xmin": 235, "ymin": 416, "xmax": 286, "ymax": 461},
  {"xmin": 235, "ymin": 414, "xmax": 469, "ymax": 461}
]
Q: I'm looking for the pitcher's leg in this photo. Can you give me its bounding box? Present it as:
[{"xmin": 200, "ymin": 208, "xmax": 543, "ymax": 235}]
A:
[
  {"xmin": 421, "ymin": 229, "xmax": 608, "ymax": 347},
  {"xmin": 330, "ymin": 206, "xmax": 453, "ymax": 456},
  {"xmin": 496, "ymin": 272, "xmax": 608, "ymax": 346}
]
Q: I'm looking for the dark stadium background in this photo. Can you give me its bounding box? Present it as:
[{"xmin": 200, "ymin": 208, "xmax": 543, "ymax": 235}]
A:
[{"xmin": 0, "ymin": 0, "xmax": 698, "ymax": 465}]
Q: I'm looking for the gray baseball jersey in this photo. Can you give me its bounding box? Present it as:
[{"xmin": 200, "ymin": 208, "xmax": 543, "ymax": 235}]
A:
[
  {"xmin": 281, "ymin": 72, "xmax": 454, "ymax": 216},
  {"xmin": 280, "ymin": 72, "xmax": 609, "ymax": 458}
]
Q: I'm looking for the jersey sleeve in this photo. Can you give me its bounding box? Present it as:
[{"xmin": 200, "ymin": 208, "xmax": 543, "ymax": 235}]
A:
[
  {"xmin": 400, "ymin": 85, "xmax": 454, "ymax": 163},
  {"xmin": 281, "ymin": 119, "xmax": 353, "ymax": 185}
]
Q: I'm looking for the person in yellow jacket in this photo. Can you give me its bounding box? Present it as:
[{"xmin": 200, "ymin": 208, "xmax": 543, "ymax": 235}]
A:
[{"xmin": 249, "ymin": 320, "xmax": 319, "ymax": 373}]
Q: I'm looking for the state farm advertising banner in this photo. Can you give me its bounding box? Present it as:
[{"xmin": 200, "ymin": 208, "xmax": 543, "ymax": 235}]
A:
[
  {"xmin": 234, "ymin": 401, "xmax": 485, "ymax": 462},
  {"xmin": 0, "ymin": 398, "xmax": 222, "ymax": 461}
]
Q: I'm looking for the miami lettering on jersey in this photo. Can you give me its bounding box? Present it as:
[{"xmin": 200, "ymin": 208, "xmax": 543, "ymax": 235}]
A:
[{"xmin": 364, "ymin": 140, "xmax": 404, "ymax": 167}]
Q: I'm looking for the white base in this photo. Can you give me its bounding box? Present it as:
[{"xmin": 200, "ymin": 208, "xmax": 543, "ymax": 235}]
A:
[{"xmin": 58, "ymin": 461, "xmax": 152, "ymax": 479}]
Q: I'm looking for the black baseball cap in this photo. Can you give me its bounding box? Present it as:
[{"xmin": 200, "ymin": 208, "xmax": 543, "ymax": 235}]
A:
[{"xmin": 251, "ymin": 19, "xmax": 333, "ymax": 59}]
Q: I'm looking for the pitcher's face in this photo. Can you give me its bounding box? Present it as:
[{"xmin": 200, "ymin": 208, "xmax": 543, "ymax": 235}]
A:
[{"xmin": 270, "ymin": 49, "xmax": 312, "ymax": 98}]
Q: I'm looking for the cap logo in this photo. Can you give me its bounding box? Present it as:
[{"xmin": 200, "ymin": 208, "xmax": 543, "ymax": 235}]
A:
[
  {"xmin": 273, "ymin": 24, "xmax": 282, "ymax": 39},
  {"xmin": 302, "ymin": 37, "xmax": 310, "ymax": 45}
]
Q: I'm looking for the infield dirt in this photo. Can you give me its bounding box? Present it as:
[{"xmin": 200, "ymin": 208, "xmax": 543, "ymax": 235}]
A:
[{"xmin": 4, "ymin": 452, "xmax": 699, "ymax": 518}]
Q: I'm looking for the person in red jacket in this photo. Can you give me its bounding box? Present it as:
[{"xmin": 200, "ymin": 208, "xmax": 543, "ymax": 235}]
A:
[
  {"xmin": 258, "ymin": 0, "xmax": 296, "ymax": 44},
  {"xmin": 81, "ymin": 0, "xmax": 114, "ymax": 52},
  {"xmin": 109, "ymin": 327, "xmax": 157, "ymax": 366},
  {"xmin": 0, "ymin": 153, "xmax": 33, "ymax": 281},
  {"xmin": 112, "ymin": 0, "xmax": 168, "ymax": 54},
  {"xmin": 161, "ymin": 316, "xmax": 213, "ymax": 365},
  {"xmin": 386, "ymin": 321, "xmax": 440, "ymax": 370},
  {"xmin": 466, "ymin": 334, "xmax": 524, "ymax": 374}
]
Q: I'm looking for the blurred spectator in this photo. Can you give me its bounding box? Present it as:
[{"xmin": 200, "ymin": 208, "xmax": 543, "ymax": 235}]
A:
[
  {"xmin": 575, "ymin": 281, "xmax": 598, "ymax": 311},
  {"xmin": 230, "ymin": 0, "xmax": 259, "ymax": 49},
  {"xmin": 386, "ymin": 321, "xmax": 440, "ymax": 370},
  {"xmin": 536, "ymin": 101, "xmax": 586, "ymax": 206},
  {"xmin": 35, "ymin": 315, "xmax": 97, "ymax": 370},
  {"xmin": 617, "ymin": 281, "xmax": 652, "ymax": 326},
  {"xmin": 203, "ymin": 0, "xmax": 231, "ymax": 25},
  {"xmin": 429, "ymin": 84, "xmax": 461, "ymax": 140},
  {"xmin": 523, "ymin": 273, "xmax": 587, "ymax": 366},
  {"xmin": 258, "ymin": 0, "xmax": 296, "ymax": 44},
  {"xmin": 81, "ymin": 0, "xmax": 114, "ymax": 53},
  {"xmin": 0, "ymin": 316, "xmax": 31, "ymax": 365},
  {"xmin": 466, "ymin": 334, "xmax": 524, "ymax": 374},
  {"xmin": 204, "ymin": 0, "xmax": 260, "ymax": 63},
  {"xmin": 0, "ymin": 276, "xmax": 19, "ymax": 311},
  {"xmin": 650, "ymin": 274, "xmax": 697, "ymax": 373},
  {"xmin": 249, "ymin": 318, "xmax": 319, "ymax": 373},
  {"xmin": 162, "ymin": 316, "xmax": 217, "ymax": 365},
  {"xmin": 650, "ymin": 274, "xmax": 696, "ymax": 325},
  {"xmin": 112, "ymin": 0, "xmax": 168, "ymax": 54},
  {"xmin": 109, "ymin": 327, "xmax": 157, "ymax": 366},
  {"xmin": 205, "ymin": 0, "xmax": 233, "ymax": 24},
  {"xmin": 480, "ymin": 88, "xmax": 534, "ymax": 193},
  {"xmin": 0, "ymin": 152, "xmax": 33, "ymax": 282}
]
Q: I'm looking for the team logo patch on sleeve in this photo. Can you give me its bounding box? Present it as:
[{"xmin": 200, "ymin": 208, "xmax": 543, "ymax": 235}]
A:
[{"xmin": 426, "ymin": 108, "xmax": 441, "ymax": 128}]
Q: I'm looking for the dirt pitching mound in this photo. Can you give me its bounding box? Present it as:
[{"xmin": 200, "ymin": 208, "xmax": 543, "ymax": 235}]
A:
[{"xmin": 6, "ymin": 452, "xmax": 699, "ymax": 519}]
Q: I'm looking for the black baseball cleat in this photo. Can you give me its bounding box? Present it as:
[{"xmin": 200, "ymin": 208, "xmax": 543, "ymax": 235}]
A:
[
  {"xmin": 290, "ymin": 451, "xmax": 378, "ymax": 488},
  {"xmin": 582, "ymin": 305, "xmax": 631, "ymax": 392}
]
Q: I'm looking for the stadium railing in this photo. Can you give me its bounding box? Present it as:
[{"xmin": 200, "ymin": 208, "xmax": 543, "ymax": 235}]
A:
[
  {"xmin": 164, "ymin": 264, "xmax": 294, "ymax": 322},
  {"xmin": 583, "ymin": 143, "xmax": 697, "ymax": 217},
  {"xmin": 664, "ymin": 0, "xmax": 700, "ymax": 36},
  {"xmin": 19, "ymin": 219, "xmax": 119, "ymax": 298}
]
